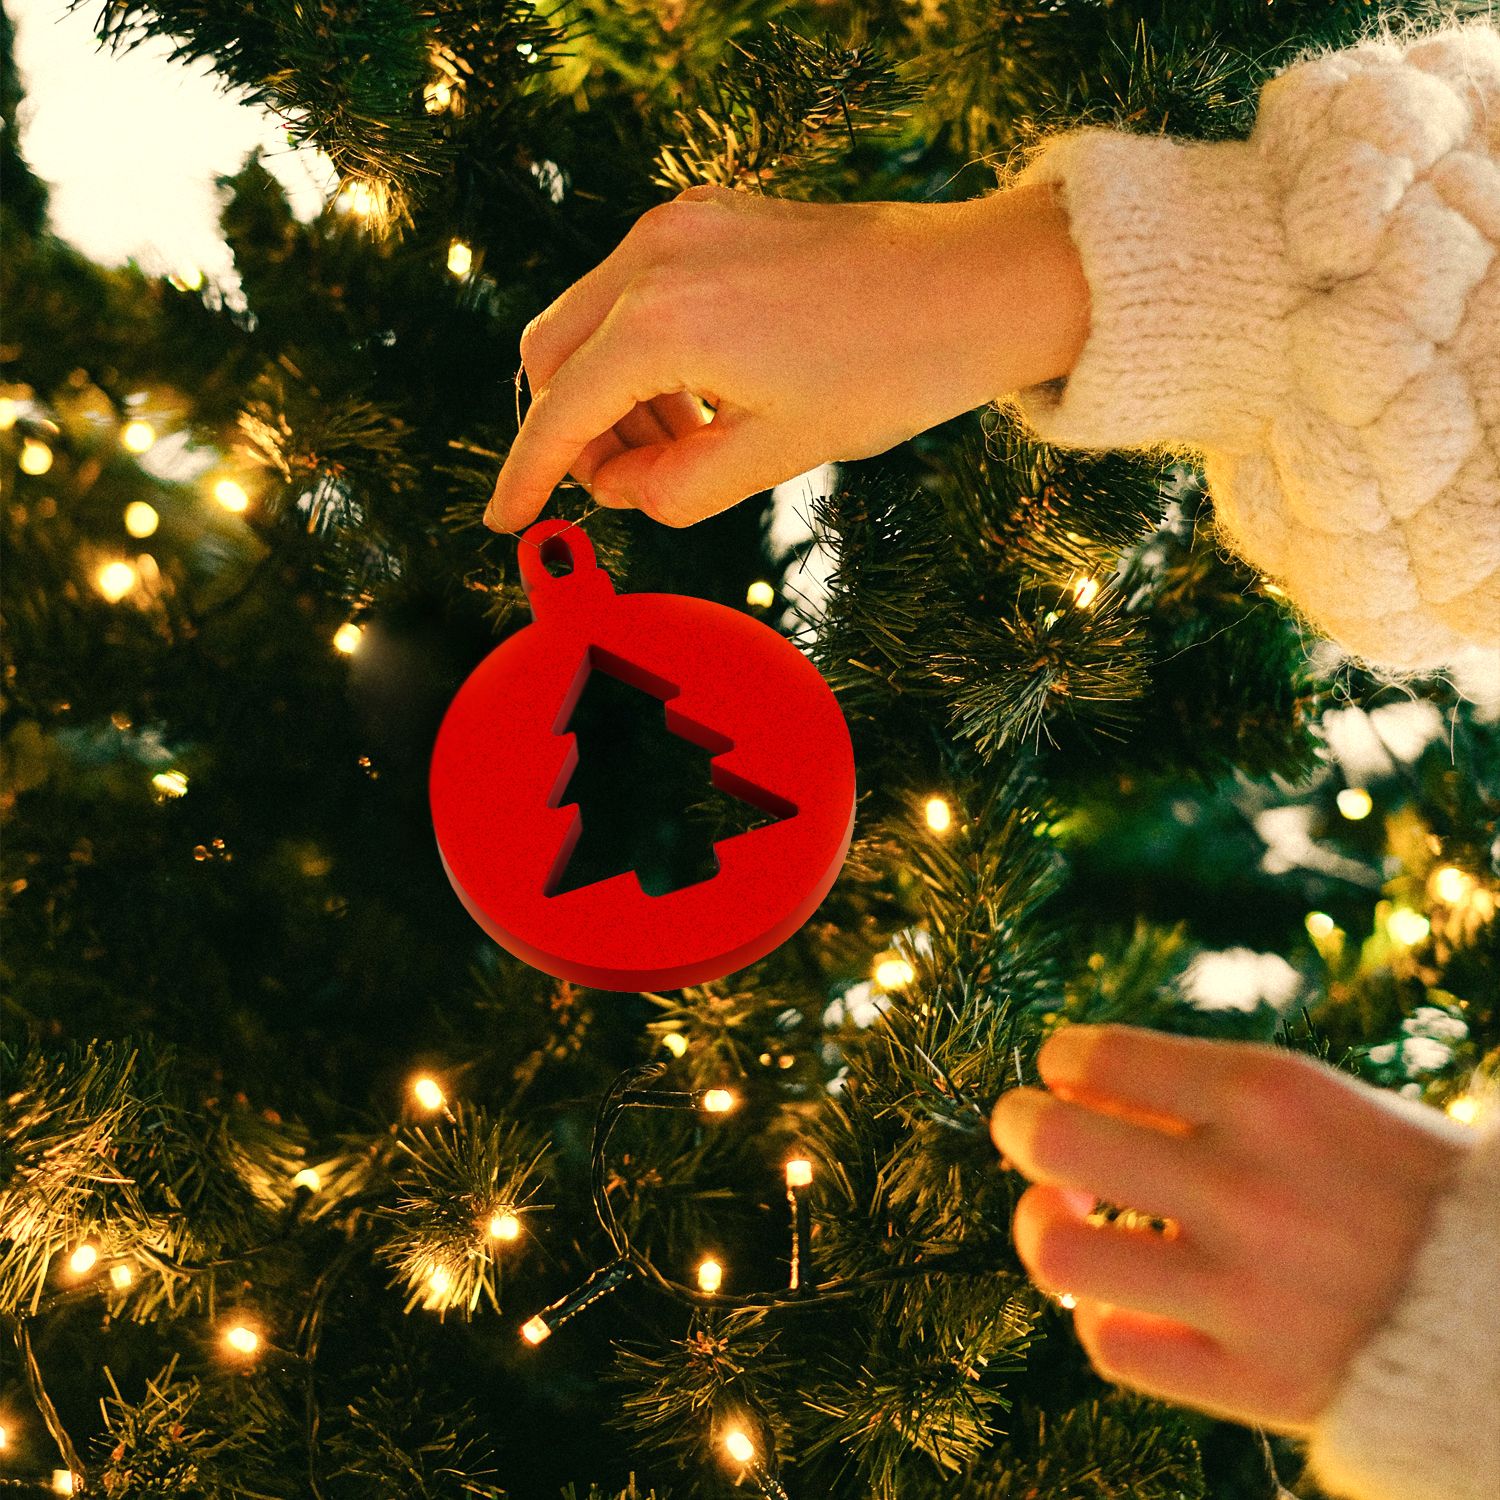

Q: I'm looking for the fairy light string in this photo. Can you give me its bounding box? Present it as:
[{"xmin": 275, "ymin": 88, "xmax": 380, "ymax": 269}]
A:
[
  {"xmin": 785, "ymin": 1158, "xmax": 814, "ymax": 1294},
  {"xmin": 512, "ymin": 1062, "xmax": 999, "ymax": 1345},
  {"xmin": 722, "ymin": 1423, "xmax": 791, "ymax": 1500},
  {"xmin": 519, "ymin": 1258, "xmax": 634, "ymax": 1345}
]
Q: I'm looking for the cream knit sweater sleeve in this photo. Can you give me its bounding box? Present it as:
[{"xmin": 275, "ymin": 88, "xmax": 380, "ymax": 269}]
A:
[{"xmin": 1009, "ymin": 18, "xmax": 1500, "ymax": 697}]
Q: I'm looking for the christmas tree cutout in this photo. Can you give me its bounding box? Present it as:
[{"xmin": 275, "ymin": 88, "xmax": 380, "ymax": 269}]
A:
[{"xmin": 544, "ymin": 647, "xmax": 796, "ymax": 898}]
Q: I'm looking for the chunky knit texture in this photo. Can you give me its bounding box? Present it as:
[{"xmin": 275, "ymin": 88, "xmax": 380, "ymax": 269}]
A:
[
  {"xmin": 1011, "ymin": 19, "xmax": 1500, "ymax": 695},
  {"xmin": 1306, "ymin": 1122, "xmax": 1500, "ymax": 1500}
]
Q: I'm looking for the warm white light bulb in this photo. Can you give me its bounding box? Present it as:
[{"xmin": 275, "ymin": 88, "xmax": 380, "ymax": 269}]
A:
[
  {"xmin": 700, "ymin": 1088, "xmax": 736, "ymax": 1115},
  {"xmin": 95, "ymin": 559, "xmax": 139, "ymax": 603},
  {"xmin": 0, "ymin": 396, "xmax": 17, "ymax": 429},
  {"xmin": 51, "ymin": 1470, "xmax": 75, "ymax": 1496},
  {"xmin": 873, "ymin": 955, "xmax": 915, "ymax": 990},
  {"xmin": 1447, "ymin": 1095, "xmax": 1480, "ymax": 1126},
  {"xmin": 123, "ymin": 501, "xmax": 159, "ymax": 538},
  {"xmin": 67, "ymin": 1244, "xmax": 98, "ymax": 1277},
  {"xmin": 332, "ymin": 622, "xmax": 363, "ymax": 655},
  {"xmin": 151, "ymin": 769, "xmax": 189, "ymax": 799},
  {"xmin": 224, "ymin": 1324, "xmax": 260, "ymax": 1355},
  {"xmin": 121, "ymin": 420, "xmax": 156, "ymax": 454},
  {"xmin": 1336, "ymin": 787, "xmax": 1373, "ymax": 821},
  {"xmin": 447, "ymin": 239, "xmax": 474, "ymax": 277},
  {"xmin": 0, "ymin": 1422, "xmax": 8, "ymax": 1448},
  {"xmin": 411, "ymin": 1075, "xmax": 445, "ymax": 1112},
  {"xmin": 19, "ymin": 437, "xmax": 53, "ymax": 475},
  {"xmin": 723, "ymin": 1428, "xmax": 755, "ymax": 1465},
  {"xmin": 521, "ymin": 1315, "xmax": 551, "ymax": 1345},
  {"xmin": 488, "ymin": 1211, "xmax": 521, "ymax": 1242},
  {"xmin": 339, "ymin": 179, "xmax": 387, "ymax": 222},
  {"xmin": 745, "ymin": 580, "xmax": 775, "ymax": 610},
  {"xmin": 924, "ymin": 797, "xmax": 952, "ymax": 833},
  {"xmin": 1432, "ymin": 866, "xmax": 1471, "ymax": 904},
  {"xmin": 292, "ymin": 1168, "xmax": 321, "ymax": 1192},
  {"xmin": 696, "ymin": 1257, "xmax": 723, "ymax": 1294},
  {"xmin": 1071, "ymin": 575, "xmax": 1100, "ymax": 609},
  {"xmin": 662, "ymin": 1030, "xmax": 688, "ymax": 1058},
  {"xmin": 1387, "ymin": 908, "xmax": 1430, "ymax": 946},
  {"xmin": 214, "ymin": 478, "xmax": 250, "ymax": 513},
  {"xmin": 1304, "ymin": 911, "xmax": 1335, "ymax": 941},
  {"xmin": 1057, "ymin": 1292, "xmax": 1078, "ymax": 1310},
  {"xmin": 109, "ymin": 1263, "xmax": 134, "ymax": 1290},
  {"xmin": 785, "ymin": 1158, "xmax": 813, "ymax": 1189},
  {"xmin": 426, "ymin": 1265, "xmax": 452, "ymax": 1296}
]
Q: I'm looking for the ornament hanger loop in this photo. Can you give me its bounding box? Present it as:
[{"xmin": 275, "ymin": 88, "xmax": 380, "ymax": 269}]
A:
[{"xmin": 517, "ymin": 518, "xmax": 613, "ymax": 615}]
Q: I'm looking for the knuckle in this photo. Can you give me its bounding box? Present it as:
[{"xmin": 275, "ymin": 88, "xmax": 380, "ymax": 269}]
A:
[
  {"xmin": 674, "ymin": 182, "xmax": 733, "ymax": 203},
  {"xmin": 632, "ymin": 199, "xmax": 697, "ymax": 249},
  {"xmin": 1228, "ymin": 1050, "xmax": 1313, "ymax": 1124},
  {"xmin": 620, "ymin": 275, "xmax": 706, "ymax": 354},
  {"xmin": 622, "ymin": 270, "xmax": 680, "ymax": 325},
  {"xmin": 518, "ymin": 324, "xmax": 556, "ymax": 387}
]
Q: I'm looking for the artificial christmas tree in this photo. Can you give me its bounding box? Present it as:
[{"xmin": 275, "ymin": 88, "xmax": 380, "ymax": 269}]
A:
[{"xmin": 3, "ymin": 1, "xmax": 1497, "ymax": 1497}]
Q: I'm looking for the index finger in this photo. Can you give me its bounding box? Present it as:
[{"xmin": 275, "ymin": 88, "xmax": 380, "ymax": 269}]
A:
[
  {"xmin": 484, "ymin": 289, "xmax": 691, "ymax": 532},
  {"xmin": 1036, "ymin": 1025, "xmax": 1286, "ymax": 1132}
]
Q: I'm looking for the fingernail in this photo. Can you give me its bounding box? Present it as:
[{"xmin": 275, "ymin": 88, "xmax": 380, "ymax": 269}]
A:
[{"xmin": 484, "ymin": 476, "xmax": 506, "ymax": 530}]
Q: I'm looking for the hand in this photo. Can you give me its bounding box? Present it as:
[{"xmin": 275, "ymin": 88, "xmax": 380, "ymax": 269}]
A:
[
  {"xmin": 989, "ymin": 1024, "xmax": 1473, "ymax": 1434},
  {"xmin": 485, "ymin": 181, "xmax": 1089, "ymax": 532}
]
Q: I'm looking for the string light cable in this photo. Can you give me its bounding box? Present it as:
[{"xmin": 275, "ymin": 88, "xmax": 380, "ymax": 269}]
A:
[{"xmin": 521, "ymin": 1064, "xmax": 1000, "ymax": 1328}]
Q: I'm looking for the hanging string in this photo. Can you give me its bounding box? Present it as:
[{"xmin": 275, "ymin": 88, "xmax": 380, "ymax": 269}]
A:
[{"xmin": 503, "ymin": 359, "xmax": 603, "ymax": 551}]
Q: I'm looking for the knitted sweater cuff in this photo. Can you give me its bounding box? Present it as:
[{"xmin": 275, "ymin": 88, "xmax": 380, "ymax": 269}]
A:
[
  {"xmin": 1306, "ymin": 1122, "xmax": 1500, "ymax": 1500},
  {"xmin": 1011, "ymin": 130, "xmax": 1297, "ymax": 454}
]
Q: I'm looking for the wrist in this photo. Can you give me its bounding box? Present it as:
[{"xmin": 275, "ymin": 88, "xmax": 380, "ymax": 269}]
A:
[
  {"xmin": 942, "ymin": 182, "xmax": 1092, "ymax": 400},
  {"xmin": 1008, "ymin": 131, "xmax": 1295, "ymax": 453}
]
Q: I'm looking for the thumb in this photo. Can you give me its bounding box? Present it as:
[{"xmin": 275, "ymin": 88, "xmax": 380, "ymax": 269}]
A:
[{"xmin": 591, "ymin": 415, "xmax": 798, "ymax": 528}]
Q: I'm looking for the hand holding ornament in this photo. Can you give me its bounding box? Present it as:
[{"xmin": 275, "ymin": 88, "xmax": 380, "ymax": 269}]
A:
[{"xmin": 486, "ymin": 182, "xmax": 1090, "ymax": 532}]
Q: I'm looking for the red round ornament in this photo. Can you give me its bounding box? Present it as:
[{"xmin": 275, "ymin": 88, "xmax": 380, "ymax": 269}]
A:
[{"xmin": 429, "ymin": 519, "xmax": 855, "ymax": 991}]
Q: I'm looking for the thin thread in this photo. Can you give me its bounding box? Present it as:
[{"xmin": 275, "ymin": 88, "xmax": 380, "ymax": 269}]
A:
[{"xmin": 503, "ymin": 359, "xmax": 601, "ymax": 552}]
